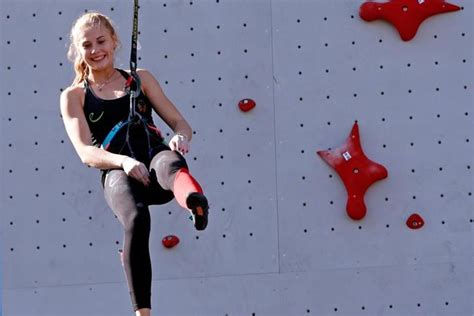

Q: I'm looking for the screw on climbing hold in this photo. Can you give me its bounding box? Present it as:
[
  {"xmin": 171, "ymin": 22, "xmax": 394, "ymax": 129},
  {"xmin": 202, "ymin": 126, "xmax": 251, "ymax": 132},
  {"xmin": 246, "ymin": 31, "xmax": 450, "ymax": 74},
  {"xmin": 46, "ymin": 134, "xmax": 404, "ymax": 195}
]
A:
[{"xmin": 406, "ymin": 213, "xmax": 424, "ymax": 229}]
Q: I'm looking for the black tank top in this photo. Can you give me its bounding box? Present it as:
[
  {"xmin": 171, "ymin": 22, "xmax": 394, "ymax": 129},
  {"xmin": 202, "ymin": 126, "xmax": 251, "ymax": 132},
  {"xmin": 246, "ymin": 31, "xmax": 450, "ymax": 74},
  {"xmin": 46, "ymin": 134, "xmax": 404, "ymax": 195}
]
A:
[{"xmin": 83, "ymin": 69, "xmax": 165, "ymax": 165}]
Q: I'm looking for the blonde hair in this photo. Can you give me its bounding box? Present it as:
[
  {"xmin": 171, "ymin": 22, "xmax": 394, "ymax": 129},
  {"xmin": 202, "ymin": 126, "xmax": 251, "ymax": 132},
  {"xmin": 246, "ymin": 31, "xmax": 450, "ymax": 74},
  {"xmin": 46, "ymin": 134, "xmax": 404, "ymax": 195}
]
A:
[{"xmin": 67, "ymin": 12, "xmax": 120, "ymax": 86}]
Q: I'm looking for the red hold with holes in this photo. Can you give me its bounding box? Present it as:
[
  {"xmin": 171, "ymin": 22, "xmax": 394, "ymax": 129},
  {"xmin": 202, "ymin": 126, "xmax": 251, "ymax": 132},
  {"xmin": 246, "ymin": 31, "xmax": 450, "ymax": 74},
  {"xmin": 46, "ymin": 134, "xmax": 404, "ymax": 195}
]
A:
[
  {"xmin": 238, "ymin": 98, "xmax": 256, "ymax": 112},
  {"xmin": 406, "ymin": 213, "xmax": 424, "ymax": 229},
  {"xmin": 359, "ymin": 0, "xmax": 460, "ymax": 41},
  {"xmin": 318, "ymin": 122, "xmax": 388, "ymax": 220},
  {"xmin": 162, "ymin": 235, "xmax": 180, "ymax": 248}
]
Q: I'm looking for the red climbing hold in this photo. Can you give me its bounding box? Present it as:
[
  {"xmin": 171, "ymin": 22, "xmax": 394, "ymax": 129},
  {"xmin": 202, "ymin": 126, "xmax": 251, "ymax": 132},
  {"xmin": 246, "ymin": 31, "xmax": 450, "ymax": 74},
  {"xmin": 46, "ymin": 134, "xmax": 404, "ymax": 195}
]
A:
[
  {"xmin": 359, "ymin": 0, "xmax": 461, "ymax": 41},
  {"xmin": 239, "ymin": 98, "xmax": 256, "ymax": 112},
  {"xmin": 406, "ymin": 213, "xmax": 424, "ymax": 229},
  {"xmin": 317, "ymin": 122, "xmax": 388, "ymax": 220},
  {"xmin": 162, "ymin": 235, "xmax": 180, "ymax": 248}
]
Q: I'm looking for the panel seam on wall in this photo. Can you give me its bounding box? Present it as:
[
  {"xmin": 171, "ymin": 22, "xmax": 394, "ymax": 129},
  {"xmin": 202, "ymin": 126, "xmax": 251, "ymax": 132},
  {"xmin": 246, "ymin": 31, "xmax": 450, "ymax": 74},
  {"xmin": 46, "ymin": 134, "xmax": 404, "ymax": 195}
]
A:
[{"xmin": 270, "ymin": 0, "xmax": 281, "ymax": 274}]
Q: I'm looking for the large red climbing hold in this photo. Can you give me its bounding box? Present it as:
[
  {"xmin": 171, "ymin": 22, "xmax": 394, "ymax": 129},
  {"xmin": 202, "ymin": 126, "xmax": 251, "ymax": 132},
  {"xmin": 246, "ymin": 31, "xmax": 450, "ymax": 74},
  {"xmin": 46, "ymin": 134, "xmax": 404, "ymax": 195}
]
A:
[
  {"xmin": 317, "ymin": 122, "xmax": 388, "ymax": 220},
  {"xmin": 239, "ymin": 98, "xmax": 256, "ymax": 112},
  {"xmin": 162, "ymin": 235, "xmax": 180, "ymax": 249},
  {"xmin": 359, "ymin": 0, "xmax": 461, "ymax": 41},
  {"xmin": 406, "ymin": 213, "xmax": 425, "ymax": 229}
]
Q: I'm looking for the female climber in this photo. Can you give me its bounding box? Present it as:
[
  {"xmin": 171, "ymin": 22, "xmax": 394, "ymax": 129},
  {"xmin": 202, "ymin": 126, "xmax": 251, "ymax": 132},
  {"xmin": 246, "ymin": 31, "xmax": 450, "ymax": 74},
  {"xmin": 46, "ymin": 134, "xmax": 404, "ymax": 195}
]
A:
[{"xmin": 60, "ymin": 12, "xmax": 209, "ymax": 316}]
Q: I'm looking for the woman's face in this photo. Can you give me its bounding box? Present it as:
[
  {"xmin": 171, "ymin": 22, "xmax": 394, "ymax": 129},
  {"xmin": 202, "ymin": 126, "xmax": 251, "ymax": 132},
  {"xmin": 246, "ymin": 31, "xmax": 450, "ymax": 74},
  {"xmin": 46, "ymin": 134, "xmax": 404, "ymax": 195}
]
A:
[{"xmin": 77, "ymin": 25, "xmax": 116, "ymax": 72}]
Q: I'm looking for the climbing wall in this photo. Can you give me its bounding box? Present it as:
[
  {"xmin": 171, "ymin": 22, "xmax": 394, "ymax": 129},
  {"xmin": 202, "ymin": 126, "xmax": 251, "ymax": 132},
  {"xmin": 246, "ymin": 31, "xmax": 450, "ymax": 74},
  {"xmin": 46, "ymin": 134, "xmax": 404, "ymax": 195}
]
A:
[{"xmin": 1, "ymin": 0, "xmax": 472, "ymax": 315}]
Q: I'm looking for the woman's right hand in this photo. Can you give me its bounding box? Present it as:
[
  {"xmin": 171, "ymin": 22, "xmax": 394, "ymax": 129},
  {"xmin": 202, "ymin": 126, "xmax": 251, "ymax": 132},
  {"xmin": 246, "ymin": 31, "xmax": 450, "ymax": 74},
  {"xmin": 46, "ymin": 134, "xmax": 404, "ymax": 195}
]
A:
[{"xmin": 121, "ymin": 156, "xmax": 150, "ymax": 187}]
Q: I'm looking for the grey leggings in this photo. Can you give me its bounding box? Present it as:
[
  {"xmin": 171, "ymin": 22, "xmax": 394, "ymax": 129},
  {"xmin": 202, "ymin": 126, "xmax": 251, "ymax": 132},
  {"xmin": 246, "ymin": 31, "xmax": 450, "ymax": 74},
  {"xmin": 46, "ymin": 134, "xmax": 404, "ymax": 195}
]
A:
[{"xmin": 103, "ymin": 149, "xmax": 187, "ymax": 311}]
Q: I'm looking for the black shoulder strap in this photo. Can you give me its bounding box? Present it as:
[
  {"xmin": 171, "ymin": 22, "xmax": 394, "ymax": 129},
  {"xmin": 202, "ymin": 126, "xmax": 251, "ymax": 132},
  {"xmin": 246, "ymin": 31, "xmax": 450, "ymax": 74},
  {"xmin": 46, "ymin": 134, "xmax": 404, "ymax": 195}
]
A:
[{"xmin": 117, "ymin": 68, "xmax": 130, "ymax": 79}]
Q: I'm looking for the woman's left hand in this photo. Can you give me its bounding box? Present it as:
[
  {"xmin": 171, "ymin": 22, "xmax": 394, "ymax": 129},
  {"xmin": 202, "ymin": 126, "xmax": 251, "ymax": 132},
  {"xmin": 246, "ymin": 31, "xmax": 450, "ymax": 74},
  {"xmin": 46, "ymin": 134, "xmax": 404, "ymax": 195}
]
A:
[{"xmin": 169, "ymin": 134, "xmax": 189, "ymax": 155}]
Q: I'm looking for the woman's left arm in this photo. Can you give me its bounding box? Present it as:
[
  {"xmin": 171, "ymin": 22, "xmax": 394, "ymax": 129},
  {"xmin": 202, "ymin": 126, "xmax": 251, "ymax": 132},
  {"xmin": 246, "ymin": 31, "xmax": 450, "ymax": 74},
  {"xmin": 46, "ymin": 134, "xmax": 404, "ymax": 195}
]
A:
[{"xmin": 138, "ymin": 69, "xmax": 192, "ymax": 141}]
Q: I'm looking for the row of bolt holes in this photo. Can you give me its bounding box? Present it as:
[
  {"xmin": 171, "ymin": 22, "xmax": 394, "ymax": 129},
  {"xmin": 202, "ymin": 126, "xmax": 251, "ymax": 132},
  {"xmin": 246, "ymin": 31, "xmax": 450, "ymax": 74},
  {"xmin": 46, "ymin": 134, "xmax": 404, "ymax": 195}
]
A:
[
  {"xmin": 8, "ymin": 214, "xmax": 474, "ymax": 252},
  {"xmin": 302, "ymin": 32, "xmax": 468, "ymax": 45},
  {"xmin": 27, "ymin": 286, "xmax": 453, "ymax": 311},
  {"xmin": 7, "ymin": 185, "xmax": 472, "ymax": 200},
  {"xmin": 7, "ymin": 17, "xmax": 466, "ymax": 52},
  {"xmin": 5, "ymin": 1, "xmax": 225, "ymax": 19},
  {"xmin": 4, "ymin": 83, "xmax": 470, "ymax": 97},
  {"xmin": 5, "ymin": 5, "xmax": 386, "ymax": 20},
  {"xmin": 8, "ymin": 215, "xmax": 474, "ymax": 226},
  {"xmin": 10, "ymin": 217, "xmax": 474, "ymax": 252},
  {"xmin": 7, "ymin": 163, "xmax": 472, "ymax": 174},
  {"xmin": 5, "ymin": 145, "xmax": 472, "ymax": 178},
  {"xmin": 52, "ymin": 58, "xmax": 474, "ymax": 69},
  {"xmin": 229, "ymin": 302, "xmax": 453, "ymax": 315},
  {"xmin": 7, "ymin": 235, "xmax": 252, "ymax": 252},
  {"xmin": 15, "ymin": 137, "xmax": 471, "ymax": 151},
  {"xmin": 4, "ymin": 11, "xmax": 468, "ymax": 61},
  {"xmin": 5, "ymin": 154, "xmax": 473, "ymax": 195},
  {"xmin": 6, "ymin": 166, "xmax": 474, "ymax": 183},
  {"xmin": 297, "ymin": 83, "xmax": 469, "ymax": 100},
  {"xmin": 10, "ymin": 212, "xmax": 474, "ymax": 227},
  {"xmin": 4, "ymin": 81, "xmax": 470, "ymax": 96},
  {"xmin": 3, "ymin": 34, "xmax": 471, "ymax": 81},
  {"xmin": 9, "ymin": 213, "xmax": 474, "ymax": 251},
  {"xmin": 6, "ymin": 4, "xmax": 467, "ymax": 22},
  {"xmin": 5, "ymin": 111, "xmax": 472, "ymax": 123},
  {"xmin": 5, "ymin": 111, "xmax": 472, "ymax": 126},
  {"xmin": 8, "ymin": 210, "xmax": 474, "ymax": 226},
  {"xmin": 4, "ymin": 61, "xmax": 470, "ymax": 86},
  {"xmin": 9, "ymin": 216, "xmax": 474, "ymax": 252}
]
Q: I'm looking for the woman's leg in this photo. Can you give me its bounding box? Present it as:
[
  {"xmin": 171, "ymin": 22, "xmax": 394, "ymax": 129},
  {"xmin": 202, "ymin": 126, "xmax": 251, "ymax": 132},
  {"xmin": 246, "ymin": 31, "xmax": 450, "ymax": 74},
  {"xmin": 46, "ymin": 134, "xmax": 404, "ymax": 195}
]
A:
[
  {"xmin": 135, "ymin": 309, "xmax": 150, "ymax": 316},
  {"xmin": 149, "ymin": 150, "xmax": 209, "ymax": 230},
  {"xmin": 103, "ymin": 170, "xmax": 153, "ymax": 313}
]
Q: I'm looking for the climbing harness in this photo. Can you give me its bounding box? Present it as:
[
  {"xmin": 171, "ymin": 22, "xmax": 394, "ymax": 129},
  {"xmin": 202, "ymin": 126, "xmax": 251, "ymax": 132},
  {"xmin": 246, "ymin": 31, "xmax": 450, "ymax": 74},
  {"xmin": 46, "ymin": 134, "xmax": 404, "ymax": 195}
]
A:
[{"xmin": 100, "ymin": 0, "xmax": 163, "ymax": 159}]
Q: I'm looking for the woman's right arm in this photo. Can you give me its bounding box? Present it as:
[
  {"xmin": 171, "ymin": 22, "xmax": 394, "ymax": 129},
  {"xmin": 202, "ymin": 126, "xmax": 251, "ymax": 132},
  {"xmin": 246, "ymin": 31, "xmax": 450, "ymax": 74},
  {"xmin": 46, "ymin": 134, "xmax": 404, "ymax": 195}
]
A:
[
  {"xmin": 60, "ymin": 86, "xmax": 127, "ymax": 169},
  {"xmin": 60, "ymin": 87, "xmax": 151, "ymax": 186}
]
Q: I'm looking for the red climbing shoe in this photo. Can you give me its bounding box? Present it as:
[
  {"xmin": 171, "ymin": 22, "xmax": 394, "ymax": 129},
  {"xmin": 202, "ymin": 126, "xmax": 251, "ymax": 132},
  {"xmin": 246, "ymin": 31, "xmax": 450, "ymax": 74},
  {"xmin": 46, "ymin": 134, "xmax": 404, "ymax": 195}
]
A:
[{"xmin": 186, "ymin": 192, "xmax": 209, "ymax": 231}]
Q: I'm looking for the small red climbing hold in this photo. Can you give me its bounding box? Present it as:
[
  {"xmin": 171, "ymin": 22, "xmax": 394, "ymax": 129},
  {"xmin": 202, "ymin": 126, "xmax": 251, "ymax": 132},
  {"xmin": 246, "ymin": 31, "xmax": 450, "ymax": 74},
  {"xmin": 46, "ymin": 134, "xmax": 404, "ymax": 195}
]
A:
[
  {"xmin": 162, "ymin": 235, "xmax": 180, "ymax": 248},
  {"xmin": 406, "ymin": 213, "xmax": 424, "ymax": 229},
  {"xmin": 239, "ymin": 98, "xmax": 256, "ymax": 112}
]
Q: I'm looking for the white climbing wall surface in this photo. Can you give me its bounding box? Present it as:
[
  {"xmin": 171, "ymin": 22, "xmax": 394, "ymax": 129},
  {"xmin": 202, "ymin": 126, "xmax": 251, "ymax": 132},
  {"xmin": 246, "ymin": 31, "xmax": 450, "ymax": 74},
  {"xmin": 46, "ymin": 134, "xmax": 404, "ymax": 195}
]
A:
[{"xmin": 0, "ymin": 0, "xmax": 472, "ymax": 315}]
